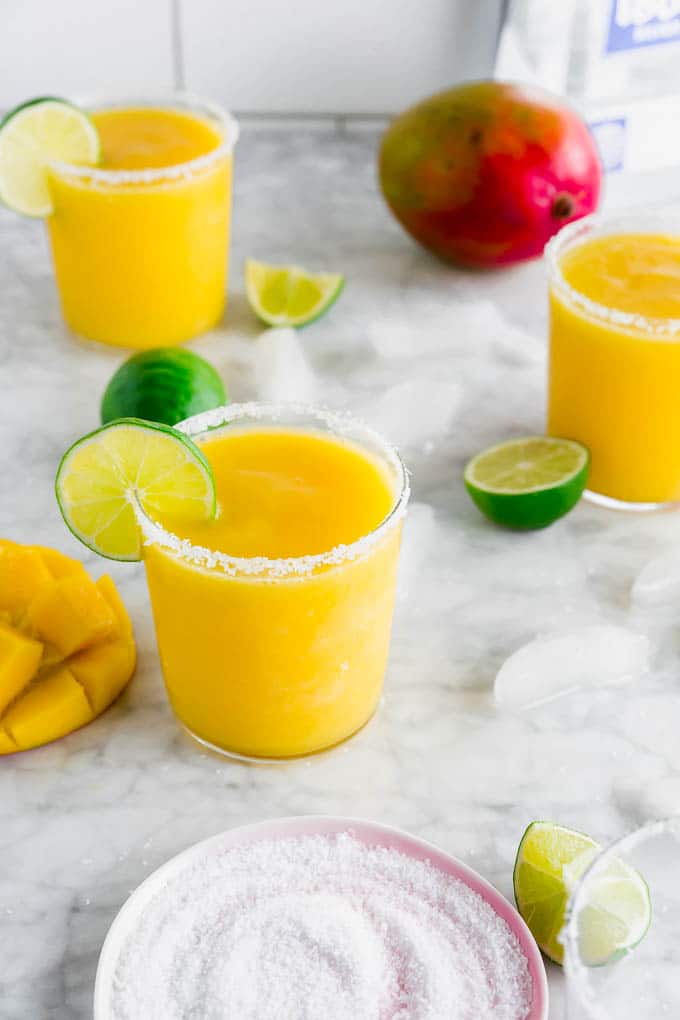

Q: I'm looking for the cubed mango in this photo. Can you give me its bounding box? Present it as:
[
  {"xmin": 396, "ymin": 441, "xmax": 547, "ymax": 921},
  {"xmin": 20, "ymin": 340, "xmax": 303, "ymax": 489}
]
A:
[
  {"xmin": 0, "ymin": 540, "xmax": 52, "ymax": 619},
  {"xmin": 2, "ymin": 665, "xmax": 94, "ymax": 751},
  {"xmin": 70, "ymin": 636, "xmax": 136, "ymax": 714},
  {"xmin": 0, "ymin": 727, "xmax": 18, "ymax": 755},
  {"xmin": 0, "ymin": 623, "xmax": 43, "ymax": 715},
  {"xmin": 0, "ymin": 541, "xmax": 136, "ymax": 753},
  {"xmin": 31, "ymin": 546, "xmax": 89, "ymax": 582},
  {"xmin": 26, "ymin": 574, "xmax": 117, "ymax": 657},
  {"xmin": 96, "ymin": 575, "xmax": 134, "ymax": 639}
]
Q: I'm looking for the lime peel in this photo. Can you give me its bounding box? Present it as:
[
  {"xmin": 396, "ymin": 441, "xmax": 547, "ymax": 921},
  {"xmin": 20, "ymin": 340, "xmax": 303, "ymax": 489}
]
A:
[
  {"xmin": 245, "ymin": 258, "xmax": 344, "ymax": 327},
  {"xmin": 100, "ymin": 348, "xmax": 227, "ymax": 427},
  {"xmin": 464, "ymin": 436, "xmax": 589, "ymax": 529},
  {"xmin": 513, "ymin": 821, "xmax": 651, "ymax": 966},
  {"xmin": 55, "ymin": 419, "xmax": 216, "ymax": 562},
  {"xmin": 0, "ymin": 97, "xmax": 99, "ymax": 217}
]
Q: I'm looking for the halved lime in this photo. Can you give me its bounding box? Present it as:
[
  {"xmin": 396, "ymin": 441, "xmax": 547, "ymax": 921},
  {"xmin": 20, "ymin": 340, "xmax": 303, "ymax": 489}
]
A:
[
  {"xmin": 245, "ymin": 258, "xmax": 344, "ymax": 327},
  {"xmin": 464, "ymin": 436, "xmax": 589, "ymax": 530},
  {"xmin": 55, "ymin": 419, "xmax": 216, "ymax": 561},
  {"xmin": 0, "ymin": 97, "xmax": 99, "ymax": 216},
  {"xmin": 514, "ymin": 821, "xmax": 651, "ymax": 966},
  {"xmin": 101, "ymin": 348, "xmax": 227, "ymax": 427}
]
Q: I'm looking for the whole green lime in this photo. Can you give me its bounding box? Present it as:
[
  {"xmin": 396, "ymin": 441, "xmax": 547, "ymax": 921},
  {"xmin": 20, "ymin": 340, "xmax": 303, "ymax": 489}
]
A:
[{"xmin": 101, "ymin": 348, "xmax": 227, "ymax": 427}]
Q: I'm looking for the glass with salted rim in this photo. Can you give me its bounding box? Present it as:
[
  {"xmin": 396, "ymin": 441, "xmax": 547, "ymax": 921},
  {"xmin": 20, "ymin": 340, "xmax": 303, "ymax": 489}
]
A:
[
  {"xmin": 46, "ymin": 94, "xmax": 238, "ymax": 348},
  {"xmin": 546, "ymin": 212, "xmax": 680, "ymax": 510},
  {"xmin": 562, "ymin": 817, "xmax": 680, "ymax": 1019},
  {"xmin": 138, "ymin": 403, "xmax": 410, "ymax": 762}
]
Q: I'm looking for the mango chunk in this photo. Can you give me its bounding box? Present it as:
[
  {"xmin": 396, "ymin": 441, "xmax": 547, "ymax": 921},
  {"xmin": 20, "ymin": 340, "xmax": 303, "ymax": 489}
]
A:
[
  {"xmin": 70, "ymin": 637, "xmax": 136, "ymax": 714},
  {"xmin": 31, "ymin": 546, "xmax": 89, "ymax": 582},
  {"xmin": 0, "ymin": 540, "xmax": 52, "ymax": 619},
  {"xmin": 0, "ymin": 540, "xmax": 136, "ymax": 753},
  {"xmin": 26, "ymin": 574, "xmax": 117, "ymax": 657},
  {"xmin": 3, "ymin": 666, "xmax": 94, "ymax": 750},
  {"xmin": 96, "ymin": 575, "xmax": 134, "ymax": 639},
  {"xmin": 0, "ymin": 623, "xmax": 43, "ymax": 714},
  {"xmin": 0, "ymin": 727, "xmax": 18, "ymax": 755}
]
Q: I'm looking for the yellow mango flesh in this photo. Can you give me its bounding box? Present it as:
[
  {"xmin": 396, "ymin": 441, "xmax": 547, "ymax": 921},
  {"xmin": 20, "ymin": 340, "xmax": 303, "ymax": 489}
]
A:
[
  {"xmin": 70, "ymin": 637, "xmax": 136, "ymax": 714},
  {"xmin": 27, "ymin": 574, "xmax": 117, "ymax": 657},
  {"xmin": 3, "ymin": 666, "xmax": 93, "ymax": 748},
  {"xmin": 96, "ymin": 575, "xmax": 134, "ymax": 638},
  {"xmin": 0, "ymin": 540, "xmax": 52, "ymax": 620},
  {"xmin": 0, "ymin": 728, "xmax": 18, "ymax": 753},
  {"xmin": 31, "ymin": 545, "xmax": 89, "ymax": 582},
  {"xmin": 0, "ymin": 623, "xmax": 43, "ymax": 714},
  {"xmin": 0, "ymin": 541, "xmax": 136, "ymax": 753}
]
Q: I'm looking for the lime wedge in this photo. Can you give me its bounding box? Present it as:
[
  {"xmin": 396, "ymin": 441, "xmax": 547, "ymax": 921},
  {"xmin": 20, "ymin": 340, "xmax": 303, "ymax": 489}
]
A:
[
  {"xmin": 514, "ymin": 821, "xmax": 651, "ymax": 966},
  {"xmin": 464, "ymin": 436, "xmax": 589, "ymax": 530},
  {"xmin": 0, "ymin": 97, "xmax": 99, "ymax": 217},
  {"xmin": 245, "ymin": 258, "xmax": 344, "ymax": 327},
  {"xmin": 55, "ymin": 419, "xmax": 216, "ymax": 561},
  {"xmin": 101, "ymin": 348, "xmax": 227, "ymax": 427}
]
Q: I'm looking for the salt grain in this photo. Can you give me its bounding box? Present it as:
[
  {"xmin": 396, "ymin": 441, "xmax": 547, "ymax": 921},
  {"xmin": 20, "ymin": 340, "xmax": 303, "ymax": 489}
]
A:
[
  {"xmin": 138, "ymin": 402, "xmax": 410, "ymax": 580},
  {"xmin": 109, "ymin": 833, "xmax": 532, "ymax": 1020}
]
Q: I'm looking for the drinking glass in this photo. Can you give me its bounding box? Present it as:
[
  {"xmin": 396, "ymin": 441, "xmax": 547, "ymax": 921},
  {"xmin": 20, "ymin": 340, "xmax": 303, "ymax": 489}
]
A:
[
  {"xmin": 546, "ymin": 212, "xmax": 680, "ymax": 509},
  {"xmin": 139, "ymin": 403, "xmax": 410, "ymax": 761},
  {"xmin": 46, "ymin": 94, "xmax": 238, "ymax": 348},
  {"xmin": 563, "ymin": 816, "xmax": 680, "ymax": 1019}
]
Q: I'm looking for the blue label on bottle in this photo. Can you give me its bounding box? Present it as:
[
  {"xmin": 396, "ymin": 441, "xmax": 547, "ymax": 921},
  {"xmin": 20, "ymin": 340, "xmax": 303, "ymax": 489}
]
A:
[
  {"xmin": 588, "ymin": 117, "xmax": 626, "ymax": 172},
  {"xmin": 606, "ymin": 0, "xmax": 680, "ymax": 51}
]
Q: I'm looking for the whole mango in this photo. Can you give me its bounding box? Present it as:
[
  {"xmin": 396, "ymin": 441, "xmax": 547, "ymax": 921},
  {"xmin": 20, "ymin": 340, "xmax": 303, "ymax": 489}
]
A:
[{"xmin": 379, "ymin": 80, "xmax": 602, "ymax": 267}]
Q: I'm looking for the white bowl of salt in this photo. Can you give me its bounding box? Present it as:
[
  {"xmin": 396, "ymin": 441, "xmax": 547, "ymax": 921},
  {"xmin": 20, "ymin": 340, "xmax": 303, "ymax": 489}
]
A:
[{"xmin": 94, "ymin": 815, "xmax": 548, "ymax": 1020}]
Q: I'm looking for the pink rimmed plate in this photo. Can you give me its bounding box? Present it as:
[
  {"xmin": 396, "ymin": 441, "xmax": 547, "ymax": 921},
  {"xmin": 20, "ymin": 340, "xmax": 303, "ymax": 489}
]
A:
[{"xmin": 94, "ymin": 815, "xmax": 549, "ymax": 1019}]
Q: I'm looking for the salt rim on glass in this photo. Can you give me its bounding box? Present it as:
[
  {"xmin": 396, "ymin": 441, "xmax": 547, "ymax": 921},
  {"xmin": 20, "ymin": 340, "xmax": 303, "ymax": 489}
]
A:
[
  {"xmin": 136, "ymin": 402, "xmax": 411, "ymax": 580},
  {"xmin": 94, "ymin": 816, "xmax": 548, "ymax": 1020},
  {"xmin": 49, "ymin": 92, "xmax": 239, "ymax": 188},
  {"xmin": 545, "ymin": 210, "xmax": 680, "ymax": 340}
]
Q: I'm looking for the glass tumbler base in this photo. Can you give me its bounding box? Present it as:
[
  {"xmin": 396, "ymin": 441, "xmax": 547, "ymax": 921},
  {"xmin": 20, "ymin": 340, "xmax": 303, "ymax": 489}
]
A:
[
  {"xmin": 583, "ymin": 489, "xmax": 680, "ymax": 513},
  {"xmin": 181, "ymin": 706, "xmax": 380, "ymax": 764}
]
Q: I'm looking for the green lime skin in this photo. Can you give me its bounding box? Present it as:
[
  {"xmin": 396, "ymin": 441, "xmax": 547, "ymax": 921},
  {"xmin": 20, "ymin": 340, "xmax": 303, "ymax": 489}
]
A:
[
  {"xmin": 101, "ymin": 348, "xmax": 227, "ymax": 427},
  {"xmin": 465, "ymin": 458, "xmax": 589, "ymax": 530},
  {"xmin": 0, "ymin": 96, "xmax": 69, "ymax": 130}
]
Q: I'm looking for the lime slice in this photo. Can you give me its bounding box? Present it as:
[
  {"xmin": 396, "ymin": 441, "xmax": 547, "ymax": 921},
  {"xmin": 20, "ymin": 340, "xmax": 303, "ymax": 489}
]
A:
[
  {"xmin": 245, "ymin": 258, "xmax": 344, "ymax": 327},
  {"xmin": 0, "ymin": 97, "xmax": 99, "ymax": 217},
  {"xmin": 55, "ymin": 419, "xmax": 216, "ymax": 561},
  {"xmin": 464, "ymin": 436, "xmax": 589, "ymax": 530},
  {"xmin": 514, "ymin": 821, "xmax": 651, "ymax": 966},
  {"xmin": 101, "ymin": 348, "xmax": 227, "ymax": 427}
]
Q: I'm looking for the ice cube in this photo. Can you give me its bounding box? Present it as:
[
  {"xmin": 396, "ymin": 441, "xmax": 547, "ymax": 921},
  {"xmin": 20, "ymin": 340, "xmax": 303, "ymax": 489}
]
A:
[
  {"xmin": 365, "ymin": 379, "xmax": 461, "ymax": 449},
  {"xmin": 367, "ymin": 317, "xmax": 451, "ymax": 360},
  {"xmin": 631, "ymin": 551, "xmax": 680, "ymax": 607},
  {"xmin": 367, "ymin": 318, "xmax": 416, "ymax": 359},
  {"xmin": 367, "ymin": 300, "xmax": 543, "ymax": 366},
  {"xmin": 495, "ymin": 625, "xmax": 650, "ymax": 710},
  {"xmin": 252, "ymin": 328, "xmax": 317, "ymax": 403}
]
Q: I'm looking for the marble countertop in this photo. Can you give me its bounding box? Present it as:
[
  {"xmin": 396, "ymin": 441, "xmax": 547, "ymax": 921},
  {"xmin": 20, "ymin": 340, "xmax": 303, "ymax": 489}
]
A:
[{"xmin": 2, "ymin": 120, "xmax": 680, "ymax": 1020}]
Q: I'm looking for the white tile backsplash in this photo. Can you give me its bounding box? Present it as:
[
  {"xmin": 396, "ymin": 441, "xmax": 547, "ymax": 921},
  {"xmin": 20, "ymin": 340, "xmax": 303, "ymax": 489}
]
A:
[
  {"xmin": 1, "ymin": 0, "xmax": 175, "ymax": 107},
  {"xmin": 1, "ymin": 0, "xmax": 501, "ymax": 115},
  {"xmin": 182, "ymin": 0, "xmax": 502, "ymax": 113}
]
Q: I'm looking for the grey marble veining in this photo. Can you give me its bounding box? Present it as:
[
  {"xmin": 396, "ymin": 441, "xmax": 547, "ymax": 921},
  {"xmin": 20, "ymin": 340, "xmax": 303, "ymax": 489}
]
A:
[{"xmin": 1, "ymin": 121, "xmax": 679, "ymax": 1019}]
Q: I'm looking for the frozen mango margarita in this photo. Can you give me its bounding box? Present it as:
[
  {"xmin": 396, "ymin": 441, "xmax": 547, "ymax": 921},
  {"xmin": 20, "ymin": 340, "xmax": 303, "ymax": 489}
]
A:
[
  {"xmin": 46, "ymin": 98, "xmax": 237, "ymax": 348},
  {"xmin": 547, "ymin": 214, "xmax": 680, "ymax": 507},
  {"xmin": 55, "ymin": 407, "xmax": 408, "ymax": 759},
  {"xmin": 141, "ymin": 405, "xmax": 409, "ymax": 760}
]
